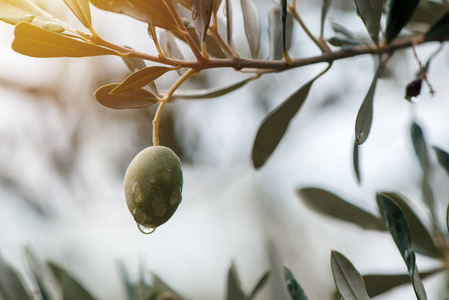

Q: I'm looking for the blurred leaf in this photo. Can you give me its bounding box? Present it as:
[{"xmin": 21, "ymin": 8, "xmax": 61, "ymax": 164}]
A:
[
  {"xmin": 0, "ymin": 0, "xmax": 76, "ymax": 33},
  {"xmin": 111, "ymin": 66, "xmax": 174, "ymax": 94},
  {"xmin": 298, "ymin": 188, "xmax": 385, "ymax": 230},
  {"xmin": 363, "ymin": 270, "xmax": 441, "ymax": 298},
  {"xmin": 248, "ymin": 270, "xmax": 271, "ymax": 300},
  {"xmin": 225, "ymin": 0, "xmax": 233, "ymax": 44},
  {"xmin": 226, "ymin": 263, "xmax": 246, "ymax": 300},
  {"xmin": 0, "ymin": 254, "xmax": 30, "ymax": 300},
  {"xmin": 321, "ymin": 0, "xmax": 332, "ymax": 36},
  {"xmin": 117, "ymin": 262, "xmax": 136, "ymax": 300},
  {"xmin": 25, "ymin": 248, "xmax": 51, "ymax": 300},
  {"xmin": 377, "ymin": 193, "xmax": 428, "ymax": 300},
  {"xmin": 284, "ymin": 266, "xmax": 308, "ymax": 300},
  {"xmin": 252, "ymin": 77, "xmax": 315, "ymax": 169},
  {"xmin": 405, "ymin": 79, "xmax": 422, "ymax": 102},
  {"xmin": 409, "ymin": 1, "xmax": 446, "ymax": 27},
  {"xmin": 355, "ymin": 60, "xmax": 385, "ymax": 145},
  {"xmin": 384, "ymin": 0, "xmax": 420, "ymax": 44},
  {"xmin": 425, "ymin": 10, "xmax": 449, "ymax": 40},
  {"xmin": 213, "ymin": 0, "xmax": 222, "ymax": 14},
  {"xmin": 331, "ymin": 251, "xmax": 370, "ymax": 300},
  {"xmin": 47, "ymin": 261, "xmax": 96, "ymax": 300},
  {"xmin": 63, "ymin": 0, "xmax": 93, "ymax": 30},
  {"xmin": 172, "ymin": 76, "xmax": 254, "ymax": 100},
  {"xmin": 328, "ymin": 35, "xmax": 364, "ymax": 47},
  {"xmin": 152, "ymin": 273, "xmax": 184, "ymax": 300},
  {"xmin": 12, "ymin": 22, "xmax": 116, "ymax": 57},
  {"xmin": 95, "ymin": 83, "xmax": 159, "ymax": 109},
  {"xmin": 160, "ymin": 31, "xmax": 185, "ymax": 61},
  {"xmin": 176, "ymin": 27, "xmax": 227, "ymax": 58},
  {"xmin": 330, "ymin": 20, "xmax": 356, "ymax": 38},
  {"xmin": 381, "ymin": 192, "xmax": 444, "ymax": 259},
  {"xmin": 353, "ymin": 142, "xmax": 361, "ymax": 184},
  {"xmin": 241, "ymin": 0, "xmax": 260, "ymax": 58},
  {"xmin": 353, "ymin": 0, "xmax": 384, "ymax": 43},
  {"xmin": 191, "ymin": 0, "xmax": 213, "ymax": 43},
  {"xmin": 433, "ymin": 146, "xmax": 449, "ymax": 176},
  {"xmin": 122, "ymin": 53, "xmax": 147, "ymax": 72},
  {"xmin": 89, "ymin": 0, "xmax": 179, "ymax": 31},
  {"xmin": 268, "ymin": 7, "xmax": 293, "ymax": 60},
  {"xmin": 281, "ymin": 0, "xmax": 288, "ymax": 57},
  {"xmin": 411, "ymin": 121, "xmax": 430, "ymax": 171}
]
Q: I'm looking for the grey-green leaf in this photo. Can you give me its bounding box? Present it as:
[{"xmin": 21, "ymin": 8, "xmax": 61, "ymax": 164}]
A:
[
  {"xmin": 226, "ymin": 263, "xmax": 246, "ymax": 300},
  {"xmin": 433, "ymin": 146, "xmax": 449, "ymax": 176},
  {"xmin": 241, "ymin": 0, "xmax": 260, "ymax": 58},
  {"xmin": 321, "ymin": 0, "xmax": 332, "ymax": 36},
  {"xmin": 268, "ymin": 6, "xmax": 293, "ymax": 60},
  {"xmin": 252, "ymin": 78, "xmax": 315, "ymax": 169},
  {"xmin": 47, "ymin": 262, "xmax": 96, "ymax": 300},
  {"xmin": 284, "ymin": 266, "xmax": 308, "ymax": 300},
  {"xmin": 353, "ymin": 0, "xmax": 384, "ymax": 43},
  {"xmin": 425, "ymin": 10, "xmax": 449, "ymax": 40},
  {"xmin": 353, "ymin": 142, "xmax": 361, "ymax": 184},
  {"xmin": 281, "ymin": 0, "xmax": 288, "ymax": 55},
  {"xmin": 355, "ymin": 60, "xmax": 384, "ymax": 145},
  {"xmin": 225, "ymin": 0, "xmax": 233, "ymax": 45},
  {"xmin": 25, "ymin": 248, "xmax": 51, "ymax": 300},
  {"xmin": 95, "ymin": 83, "xmax": 159, "ymax": 109},
  {"xmin": 111, "ymin": 66, "xmax": 174, "ymax": 94},
  {"xmin": 298, "ymin": 188, "xmax": 385, "ymax": 230},
  {"xmin": 377, "ymin": 193, "xmax": 428, "ymax": 300},
  {"xmin": 331, "ymin": 251, "xmax": 370, "ymax": 300},
  {"xmin": 0, "ymin": 254, "xmax": 30, "ymax": 300},
  {"xmin": 248, "ymin": 270, "xmax": 270, "ymax": 300},
  {"xmin": 385, "ymin": 0, "xmax": 420, "ymax": 44},
  {"xmin": 411, "ymin": 122, "xmax": 430, "ymax": 172},
  {"xmin": 191, "ymin": 0, "xmax": 213, "ymax": 43}
]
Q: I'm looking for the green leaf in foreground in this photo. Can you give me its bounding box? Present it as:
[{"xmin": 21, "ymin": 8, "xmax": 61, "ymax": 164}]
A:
[
  {"xmin": 331, "ymin": 251, "xmax": 370, "ymax": 300},
  {"xmin": 191, "ymin": 0, "xmax": 213, "ymax": 43},
  {"xmin": 0, "ymin": 254, "xmax": 30, "ymax": 300},
  {"xmin": 411, "ymin": 122, "xmax": 430, "ymax": 172},
  {"xmin": 353, "ymin": 0, "xmax": 384, "ymax": 43},
  {"xmin": 226, "ymin": 263, "xmax": 246, "ymax": 300},
  {"xmin": 95, "ymin": 83, "xmax": 158, "ymax": 109},
  {"xmin": 377, "ymin": 193, "xmax": 428, "ymax": 300},
  {"xmin": 284, "ymin": 266, "xmax": 308, "ymax": 300},
  {"xmin": 425, "ymin": 10, "xmax": 449, "ymax": 40},
  {"xmin": 385, "ymin": 0, "xmax": 420, "ymax": 44}
]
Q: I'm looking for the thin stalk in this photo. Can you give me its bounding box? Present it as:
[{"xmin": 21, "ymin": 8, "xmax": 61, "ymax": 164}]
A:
[
  {"xmin": 148, "ymin": 25, "xmax": 165, "ymax": 58},
  {"xmin": 411, "ymin": 42, "xmax": 435, "ymax": 95},
  {"xmin": 208, "ymin": 27, "xmax": 239, "ymax": 58}
]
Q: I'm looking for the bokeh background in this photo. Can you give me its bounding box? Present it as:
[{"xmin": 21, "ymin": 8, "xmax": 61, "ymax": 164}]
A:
[{"xmin": 1, "ymin": 0, "xmax": 449, "ymax": 299}]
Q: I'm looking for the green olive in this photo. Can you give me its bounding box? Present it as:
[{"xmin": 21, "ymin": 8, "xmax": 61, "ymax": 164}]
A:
[{"xmin": 124, "ymin": 146, "xmax": 183, "ymax": 233}]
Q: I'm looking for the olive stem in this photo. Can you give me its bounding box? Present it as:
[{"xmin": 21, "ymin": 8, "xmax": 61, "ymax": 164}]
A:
[{"xmin": 152, "ymin": 68, "xmax": 197, "ymax": 146}]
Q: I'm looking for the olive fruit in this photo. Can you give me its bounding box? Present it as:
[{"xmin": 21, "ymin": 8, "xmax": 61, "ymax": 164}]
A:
[{"xmin": 124, "ymin": 146, "xmax": 183, "ymax": 233}]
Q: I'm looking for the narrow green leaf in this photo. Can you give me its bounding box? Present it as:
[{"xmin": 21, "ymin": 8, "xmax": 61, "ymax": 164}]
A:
[
  {"xmin": 281, "ymin": 0, "xmax": 288, "ymax": 55},
  {"xmin": 226, "ymin": 263, "xmax": 246, "ymax": 300},
  {"xmin": 328, "ymin": 35, "xmax": 365, "ymax": 48},
  {"xmin": 284, "ymin": 266, "xmax": 308, "ymax": 300},
  {"xmin": 241, "ymin": 0, "xmax": 260, "ymax": 58},
  {"xmin": 425, "ymin": 10, "xmax": 449, "ymax": 40},
  {"xmin": 377, "ymin": 193, "xmax": 428, "ymax": 300},
  {"xmin": 298, "ymin": 188, "xmax": 385, "ymax": 230},
  {"xmin": 0, "ymin": 254, "xmax": 30, "ymax": 300},
  {"xmin": 25, "ymin": 248, "xmax": 51, "ymax": 300},
  {"xmin": 151, "ymin": 272, "xmax": 184, "ymax": 300},
  {"xmin": 248, "ymin": 270, "xmax": 271, "ymax": 300},
  {"xmin": 353, "ymin": 141, "xmax": 361, "ymax": 184},
  {"xmin": 63, "ymin": 0, "xmax": 93, "ymax": 30},
  {"xmin": 191, "ymin": 0, "xmax": 213, "ymax": 43},
  {"xmin": 385, "ymin": 0, "xmax": 420, "ymax": 44},
  {"xmin": 353, "ymin": 0, "xmax": 384, "ymax": 43},
  {"xmin": 268, "ymin": 6, "xmax": 293, "ymax": 60},
  {"xmin": 252, "ymin": 77, "xmax": 315, "ymax": 168},
  {"xmin": 363, "ymin": 270, "xmax": 441, "ymax": 298},
  {"xmin": 411, "ymin": 122, "xmax": 430, "ymax": 172},
  {"xmin": 111, "ymin": 66, "xmax": 174, "ymax": 94},
  {"xmin": 331, "ymin": 251, "xmax": 370, "ymax": 300},
  {"xmin": 47, "ymin": 262, "xmax": 97, "ymax": 300},
  {"xmin": 225, "ymin": 0, "xmax": 233, "ymax": 45},
  {"xmin": 433, "ymin": 146, "xmax": 449, "ymax": 176},
  {"xmin": 95, "ymin": 83, "xmax": 158, "ymax": 109},
  {"xmin": 320, "ymin": 0, "xmax": 332, "ymax": 36},
  {"xmin": 355, "ymin": 60, "xmax": 385, "ymax": 145},
  {"xmin": 12, "ymin": 22, "xmax": 117, "ymax": 58}
]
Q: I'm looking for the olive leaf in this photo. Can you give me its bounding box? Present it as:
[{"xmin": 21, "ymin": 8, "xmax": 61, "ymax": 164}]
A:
[
  {"xmin": 111, "ymin": 66, "xmax": 175, "ymax": 94},
  {"xmin": 411, "ymin": 122, "xmax": 430, "ymax": 171},
  {"xmin": 298, "ymin": 188, "xmax": 385, "ymax": 231},
  {"xmin": 284, "ymin": 266, "xmax": 308, "ymax": 300},
  {"xmin": 47, "ymin": 262, "xmax": 97, "ymax": 300},
  {"xmin": 320, "ymin": 0, "xmax": 332, "ymax": 36},
  {"xmin": 433, "ymin": 146, "xmax": 449, "ymax": 177},
  {"xmin": 425, "ymin": 10, "xmax": 449, "ymax": 40},
  {"xmin": 331, "ymin": 251, "xmax": 370, "ymax": 300},
  {"xmin": 354, "ymin": 60, "xmax": 385, "ymax": 145},
  {"xmin": 384, "ymin": 0, "xmax": 420, "ymax": 44},
  {"xmin": 25, "ymin": 248, "xmax": 52, "ymax": 300},
  {"xmin": 160, "ymin": 31, "xmax": 185, "ymax": 61},
  {"xmin": 184, "ymin": 26, "xmax": 228, "ymax": 58},
  {"xmin": 353, "ymin": 141, "xmax": 361, "ymax": 184},
  {"xmin": 248, "ymin": 270, "xmax": 271, "ymax": 300},
  {"xmin": 89, "ymin": 0, "xmax": 179, "ymax": 31},
  {"xmin": 409, "ymin": 1, "xmax": 446, "ymax": 28},
  {"xmin": 0, "ymin": 0, "xmax": 77, "ymax": 33},
  {"xmin": 252, "ymin": 76, "xmax": 316, "ymax": 169},
  {"xmin": 63, "ymin": 0, "xmax": 93, "ymax": 30},
  {"xmin": 117, "ymin": 262, "xmax": 136, "ymax": 300},
  {"xmin": 226, "ymin": 263, "xmax": 246, "ymax": 300},
  {"xmin": 191, "ymin": 0, "xmax": 213, "ymax": 43},
  {"xmin": 151, "ymin": 272, "xmax": 185, "ymax": 300},
  {"xmin": 353, "ymin": 0, "xmax": 384, "ymax": 43},
  {"xmin": 363, "ymin": 270, "xmax": 441, "ymax": 298},
  {"xmin": 241, "ymin": 0, "xmax": 260, "ymax": 58},
  {"xmin": 0, "ymin": 254, "xmax": 30, "ymax": 300},
  {"xmin": 268, "ymin": 6, "xmax": 293, "ymax": 60},
  {"xmin": 281, "ymin": 0, "xmax": 288, "ymax": 57},
  {"xmin": 12, "ymin": 22, "xmax": 117, "ymax": 57},
  {"xmin": 225, "ymin": 0, "xmax": 233, "ymax": 44},
  {"xmin": 377, "ymin": 193, "xmax": 428, "ymax": 300},
  {"xmin": 95, "ymin": 84, "xmax": 159, "ymax": 109}
]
